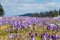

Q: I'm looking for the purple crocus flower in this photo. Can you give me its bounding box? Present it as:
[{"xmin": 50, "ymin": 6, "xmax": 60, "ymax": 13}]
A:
[
  {"xmin": 47, "ymin": 25, "xmax": 51, "ymax": 30},
  {"xmin": 31, "ymin": 34, "xmax": 34, "ymax": 38},
  {"xmin": 38, "ymin": 22, "xmax": 43, "ymax": 28},
  {"xmin": 45, "ymin": 22, "xmax": 50, "ymax": 25},
  {"xmin": 32, "ymin": 37, "xmax": 35, "ymax": 40},
  {"xmin": 42, "ymin": 33, "xmax": 50, "ymax": 40},
  {"xmin": 0, "ymin": 20, "xmax": 3, "ymax": 26},
  {"xmin": 30, "ymin": 34, "xmax": 35, "ymax": 40},
  {"xmin": 51, "ymin": 34, "xmax": 59, "ymax": 40},
  {"xmin": 26, "ymin": 25, "xmax": 30, "ymax": 30},
  {"xmin": 17, "ymin": 27, "xmax": 21, "ymax": 31},
  {"xmin": 20, "ymin": 23, "xmax": 25, "ymax": 28},
  {"xmin": 53, "ymin": 24, "xmax": 58, "ymax": 31},
  {"xmin": 12, "ymin": 34, "xmax": 17, "ymax": 40}
]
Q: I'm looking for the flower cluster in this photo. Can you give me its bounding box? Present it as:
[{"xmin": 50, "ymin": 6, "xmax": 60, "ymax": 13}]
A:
[{"xmin": 0, "ymin": 16, "xmax": 60, "ymax": 40}]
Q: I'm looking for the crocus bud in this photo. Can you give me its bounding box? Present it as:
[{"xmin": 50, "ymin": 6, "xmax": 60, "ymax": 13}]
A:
[
  {"xmin": 9, "ymin": 34, "xmax": 13, "ymax": 39},
  {"xmin": 24, "ymin": 38, "xmax": 29, "ymax": 40},
  {"xmin": 35, "ymin": 32, "xmax": 38, "ymax": 37},
  {"xmin": 29, "ymin": 32, "xmax": 32, "ymax": 36}
]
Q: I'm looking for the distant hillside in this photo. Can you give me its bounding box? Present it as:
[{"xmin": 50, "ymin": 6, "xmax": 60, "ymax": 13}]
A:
[{"xmin": 19, "ymin": 13, "xmax": 33, "ymax": 16}]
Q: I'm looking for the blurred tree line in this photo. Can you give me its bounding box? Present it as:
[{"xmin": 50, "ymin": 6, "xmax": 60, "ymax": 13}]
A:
[
  {"xmin": 0, "ymin": 3, "xmax": 4, "ymax": 16},
  {"xmin": 26, "ymin": 9, "xmax": 60, "ymax": 17}
]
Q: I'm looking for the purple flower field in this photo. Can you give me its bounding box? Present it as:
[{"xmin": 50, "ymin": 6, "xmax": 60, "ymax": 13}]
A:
[{"xmin": 0, "ymin": 16, "xmax": 60, "ymax": 40}]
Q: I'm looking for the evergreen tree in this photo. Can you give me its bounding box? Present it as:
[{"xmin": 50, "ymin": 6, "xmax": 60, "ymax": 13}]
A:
[
  {"xmin": 0, "ymin": 3, "xmax": 4, "ymax": 16},
  {"xmin": 59, "ymin": 9, "xmax": 60, "ymax": 15}
]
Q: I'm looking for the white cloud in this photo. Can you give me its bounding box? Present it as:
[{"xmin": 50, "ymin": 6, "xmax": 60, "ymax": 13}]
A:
[{"xmin": 17, "ymin": 2, "xmax": 57, "ymax": 11}]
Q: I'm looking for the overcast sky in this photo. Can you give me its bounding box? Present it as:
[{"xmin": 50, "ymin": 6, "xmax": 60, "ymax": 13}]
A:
[{"xmin": 0, "ymin": 0, "xmax": 60, "ymax": 16}]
